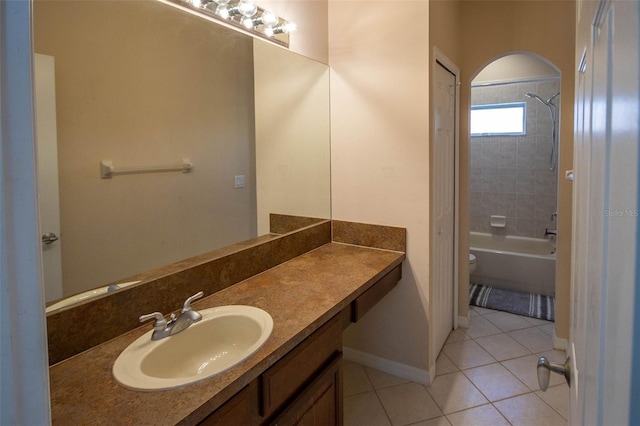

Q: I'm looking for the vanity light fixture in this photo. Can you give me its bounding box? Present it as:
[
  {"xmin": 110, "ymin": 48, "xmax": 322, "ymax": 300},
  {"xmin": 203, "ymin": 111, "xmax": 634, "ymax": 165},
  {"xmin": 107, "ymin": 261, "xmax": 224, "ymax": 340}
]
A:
[
  {"xmin": 241, "ymin": 9, "xmax": 276, "ymax": 29},
  {"xmin": 213, "ymin": 0, "xmax": 257, "ymax": 19},
  {"xmin": 264, "ymin": 21, "xmax": 298, "ymax": 36},
  {"xmin": 170, "ymin": 0, "xmax": 296, "ymax": 47},
  {"xmin": 259, "ymin": 9, "xmax": 279, "ymax": 27}
]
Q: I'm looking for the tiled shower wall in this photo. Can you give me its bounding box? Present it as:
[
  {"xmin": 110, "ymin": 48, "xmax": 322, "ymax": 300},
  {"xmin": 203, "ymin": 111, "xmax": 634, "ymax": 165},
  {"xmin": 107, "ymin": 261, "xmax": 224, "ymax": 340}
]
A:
[{"xmin": 470, "ymin": 80, "xmax": 559, "ymax": 238}]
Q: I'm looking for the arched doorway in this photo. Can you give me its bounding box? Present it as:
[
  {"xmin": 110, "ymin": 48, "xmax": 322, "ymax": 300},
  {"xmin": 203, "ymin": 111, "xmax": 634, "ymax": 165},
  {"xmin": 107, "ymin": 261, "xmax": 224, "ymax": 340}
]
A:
[{"xmin": 468, "ymin": 52, "xmax": 561, "ymax": 321}]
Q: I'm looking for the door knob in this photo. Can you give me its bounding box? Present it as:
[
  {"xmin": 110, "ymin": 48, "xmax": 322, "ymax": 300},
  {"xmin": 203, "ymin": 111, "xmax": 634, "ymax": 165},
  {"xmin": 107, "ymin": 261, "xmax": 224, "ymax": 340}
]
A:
[
  {"xmin": 537, "ymin": 356, "xmax": 571, "ymax": 391},
  {"xmin": 41, "ymin": 232, "xmax": 59, "ymax": 245}
]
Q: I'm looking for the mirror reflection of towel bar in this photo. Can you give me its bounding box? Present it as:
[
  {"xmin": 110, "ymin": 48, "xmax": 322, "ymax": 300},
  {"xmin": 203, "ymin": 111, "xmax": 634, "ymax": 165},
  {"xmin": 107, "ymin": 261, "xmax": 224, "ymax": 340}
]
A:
[{"xmin": 100, "ymin": 158, "xmax": 193, "ymax": 179}]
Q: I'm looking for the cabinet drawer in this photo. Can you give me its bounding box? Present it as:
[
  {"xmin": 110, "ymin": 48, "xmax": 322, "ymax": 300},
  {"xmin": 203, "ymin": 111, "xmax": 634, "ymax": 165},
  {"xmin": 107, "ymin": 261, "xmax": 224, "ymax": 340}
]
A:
[
  {"xmin": 261, "ymin": 314, "xmax": 342, "ymax": 419},
  {"xmin": 352, "ymin": 265, "xmax": 401, "ymax": 322}
]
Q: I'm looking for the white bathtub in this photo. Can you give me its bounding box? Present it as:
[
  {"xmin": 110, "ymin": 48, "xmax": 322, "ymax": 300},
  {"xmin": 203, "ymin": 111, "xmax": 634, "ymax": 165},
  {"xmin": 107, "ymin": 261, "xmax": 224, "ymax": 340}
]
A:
[{"xmin": 470, "ymin": 232, "xmax": 556, "ymax": 296}]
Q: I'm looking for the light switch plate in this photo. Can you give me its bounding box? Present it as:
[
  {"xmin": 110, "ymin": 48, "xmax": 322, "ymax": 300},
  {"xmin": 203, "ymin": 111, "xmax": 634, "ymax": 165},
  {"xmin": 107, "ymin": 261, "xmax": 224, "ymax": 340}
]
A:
[{"xmin": 234, "ymin": 175, "xmax": 245, "ymax": 188}]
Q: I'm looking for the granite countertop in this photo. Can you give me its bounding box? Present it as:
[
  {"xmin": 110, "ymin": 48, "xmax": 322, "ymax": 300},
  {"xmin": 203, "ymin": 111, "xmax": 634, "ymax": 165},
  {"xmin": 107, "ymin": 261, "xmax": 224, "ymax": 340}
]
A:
[{"xmin": 49, "ymin": 242, "xmax": 405, "ymax": 425}]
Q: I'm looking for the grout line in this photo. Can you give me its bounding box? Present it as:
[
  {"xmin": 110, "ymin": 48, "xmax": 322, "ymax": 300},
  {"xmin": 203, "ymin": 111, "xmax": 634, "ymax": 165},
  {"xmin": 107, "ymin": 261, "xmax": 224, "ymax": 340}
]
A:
[
  {"xmin": 371, "ymin": 389, "xmax": 394, "ymax": 426},
  {"xmin": 360, "ymin": 365, "xmax": 404, "ymax": 426},
  {"xmin": 530, "ymin": 390, "xmax": 569, "ymax": 422},
  {"xmin": 344, "ymin": 307, "xmax": 567, "ymax": 426}
]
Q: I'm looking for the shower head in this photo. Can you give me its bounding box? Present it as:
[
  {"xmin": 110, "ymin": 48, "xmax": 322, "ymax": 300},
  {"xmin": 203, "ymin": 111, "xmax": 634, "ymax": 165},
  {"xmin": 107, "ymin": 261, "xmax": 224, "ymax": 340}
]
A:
[
  {"xmin": 526, "ymin": 91, "xmax": 560, "ymax": 172},
  {"xmin": 526, "ymin": 92, "xmax": 560, "ymax": 106},
  {"xmin": 525, "ymin": 92, "xmax": 546, "ymax": 104}
]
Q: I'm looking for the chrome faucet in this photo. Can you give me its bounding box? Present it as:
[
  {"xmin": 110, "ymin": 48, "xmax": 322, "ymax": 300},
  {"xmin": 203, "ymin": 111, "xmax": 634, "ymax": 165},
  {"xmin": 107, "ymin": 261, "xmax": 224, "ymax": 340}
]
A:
[
  {"xmin": 545, "ymin": 228, "xmax": 557, "ymax": 238},
  {"xmin": 139, "ymin": 291, "xmax": 204, "ymax": 340}
]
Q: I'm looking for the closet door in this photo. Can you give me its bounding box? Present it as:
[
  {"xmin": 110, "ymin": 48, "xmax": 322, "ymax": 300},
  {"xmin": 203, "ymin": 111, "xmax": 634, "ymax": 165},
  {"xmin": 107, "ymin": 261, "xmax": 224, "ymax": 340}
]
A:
[{"xmin": 432, "ymin": 58, "xmax": 457, "ymax": 361}]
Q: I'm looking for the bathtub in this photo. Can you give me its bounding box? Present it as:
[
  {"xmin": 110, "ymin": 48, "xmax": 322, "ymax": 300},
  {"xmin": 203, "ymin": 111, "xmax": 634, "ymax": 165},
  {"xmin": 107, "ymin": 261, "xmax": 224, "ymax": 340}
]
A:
[{"xmin": 470, "ymin": 232, "xmax": 556, "ymax": 297}]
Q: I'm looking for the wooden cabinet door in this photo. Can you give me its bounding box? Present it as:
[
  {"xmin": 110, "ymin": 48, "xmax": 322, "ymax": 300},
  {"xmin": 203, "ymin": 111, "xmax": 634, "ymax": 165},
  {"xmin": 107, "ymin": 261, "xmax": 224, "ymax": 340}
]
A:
[
  {"xmin": 200, "ymin": 381, "xmax": 259, "ymax": 425},
  {"xmin": 269, "ymin": 356, "xmax": 343, "ymax": 426}
]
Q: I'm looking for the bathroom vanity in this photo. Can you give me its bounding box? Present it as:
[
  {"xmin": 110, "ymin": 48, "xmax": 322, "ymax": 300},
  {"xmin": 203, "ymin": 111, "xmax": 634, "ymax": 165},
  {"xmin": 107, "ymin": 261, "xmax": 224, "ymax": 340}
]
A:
[{"xmin": 48, "ymin": 221, "xmax": 405, "ymax": 425}]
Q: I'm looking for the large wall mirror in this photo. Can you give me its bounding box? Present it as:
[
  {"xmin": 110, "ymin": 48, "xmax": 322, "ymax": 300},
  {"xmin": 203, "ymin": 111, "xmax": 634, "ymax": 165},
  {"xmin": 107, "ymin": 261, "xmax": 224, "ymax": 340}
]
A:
[{"xmin": 33, "ymin": 0, "xmax": 330, "ymax": 310}]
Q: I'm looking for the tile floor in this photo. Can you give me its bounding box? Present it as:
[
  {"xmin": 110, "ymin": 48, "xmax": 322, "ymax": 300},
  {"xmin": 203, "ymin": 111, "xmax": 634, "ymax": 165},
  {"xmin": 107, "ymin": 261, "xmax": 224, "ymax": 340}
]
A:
[{"xmin": 344, "ymin": 306, "xmax": 569, "ymax": 426}]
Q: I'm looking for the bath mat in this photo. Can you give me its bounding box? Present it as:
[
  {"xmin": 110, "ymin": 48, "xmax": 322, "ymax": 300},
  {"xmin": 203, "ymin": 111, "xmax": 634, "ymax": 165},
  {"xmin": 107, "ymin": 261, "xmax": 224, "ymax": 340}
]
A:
[{"xmin": 469, "ymin": 283, "xmax": 555, "ymax": 321}]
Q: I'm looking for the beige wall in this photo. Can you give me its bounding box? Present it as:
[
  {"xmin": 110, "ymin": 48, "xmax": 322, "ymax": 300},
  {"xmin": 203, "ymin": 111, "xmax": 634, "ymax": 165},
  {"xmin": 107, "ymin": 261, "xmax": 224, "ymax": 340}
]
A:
[
  {"xmin": 259, "ymin": 0, "xmax": 329, "ymax": 64},
  {"xmin": 329, "ymin": 0, "xmax": 433, "ymax": 377},
  {"xmin": 430, "ymin": 0, "xmax": 462, "ymax": 66},
  {"xmin": 330, "ymin": 0, "xmax": 574, "ymax": 379},
  {"xmin": 254, "ymin": 41, "xmax": 331, "ymax": 235},
  {"xmin": 457, "ymin": 0, "xmax": 575, "ymax": 342},
  {"xmin": 34, "ymin": 0, "xmax": 257, "ymax": 296}
]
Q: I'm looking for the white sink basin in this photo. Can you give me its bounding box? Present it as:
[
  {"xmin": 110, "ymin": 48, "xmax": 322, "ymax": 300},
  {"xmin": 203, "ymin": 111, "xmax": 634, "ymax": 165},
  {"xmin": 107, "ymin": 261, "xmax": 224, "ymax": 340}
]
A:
[
  {"xmin": 113, "ymin": 305, "xmax": 273, "ymax": 391},
  {"xmin": 46, "ymin": 280, "xmax": 141, "ymax": 313}
]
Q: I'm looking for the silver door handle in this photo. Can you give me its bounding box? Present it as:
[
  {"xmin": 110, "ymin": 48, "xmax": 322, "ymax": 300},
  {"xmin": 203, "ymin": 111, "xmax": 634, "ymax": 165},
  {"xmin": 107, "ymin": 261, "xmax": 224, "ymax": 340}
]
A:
[
  {"xmin": 42, "ymin": 232, "xmax": 59, "ymax": 245},
  {"xmin": 537, "ymin": 356, "xmax": 571, "ymax": 391}
]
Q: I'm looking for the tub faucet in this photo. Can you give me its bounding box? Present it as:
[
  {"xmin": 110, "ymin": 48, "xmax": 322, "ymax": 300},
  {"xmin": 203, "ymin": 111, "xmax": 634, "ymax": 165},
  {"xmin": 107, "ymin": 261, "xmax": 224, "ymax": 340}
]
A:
[
  {"xmin": 139, "ymin": 291, "xmax": 204, "ymax": 340},
  {"xmin": 545, "ymin": 228, "xmax": 557, "ymax": 238}
]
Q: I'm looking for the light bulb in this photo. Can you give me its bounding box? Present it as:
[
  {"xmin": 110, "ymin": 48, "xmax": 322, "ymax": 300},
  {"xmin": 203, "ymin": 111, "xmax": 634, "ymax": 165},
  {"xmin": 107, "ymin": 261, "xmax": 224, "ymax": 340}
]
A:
[
  {"xmin": 261, "ymin": 10, "xmax": 279, "ymax": 27},
  {"xmin": 242, "ymin": 16, "xmax": 256, "ymax": 28},
  {"xmin": 282, "ymin": 21, "xmax": 297, "ymax": 33},
  {"xmin": 238, "ymin": 0, "xmax": 257, "ymax": 17},
  {"xmin": 266, "ymin": 21, "xmax": 297, "ymax": 36},
  {"xmin": 205, "ymin": 0, "xmax": 224, "ymax": 11},
  {"xmin": 215, "ymin": 4, "xmax": 230, "ymax": 18}
]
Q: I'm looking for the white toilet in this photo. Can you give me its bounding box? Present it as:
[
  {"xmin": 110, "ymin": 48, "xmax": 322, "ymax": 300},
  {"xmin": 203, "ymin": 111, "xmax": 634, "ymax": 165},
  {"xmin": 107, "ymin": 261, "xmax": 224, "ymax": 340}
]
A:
[{"xmin": 469, "ymin": 253, "xmax": 477, "ymax": 275}]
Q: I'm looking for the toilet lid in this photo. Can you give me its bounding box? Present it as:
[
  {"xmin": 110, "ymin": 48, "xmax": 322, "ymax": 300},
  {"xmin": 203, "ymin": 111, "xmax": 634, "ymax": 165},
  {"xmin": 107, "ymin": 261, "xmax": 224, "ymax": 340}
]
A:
[{"xmin": 469, "ymin": 254, "xmax": 476, "ymax": 263}]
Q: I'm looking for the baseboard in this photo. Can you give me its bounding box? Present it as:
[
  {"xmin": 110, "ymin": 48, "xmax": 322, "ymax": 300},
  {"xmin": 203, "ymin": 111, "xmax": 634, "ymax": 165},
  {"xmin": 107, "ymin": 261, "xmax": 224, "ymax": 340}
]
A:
[
  {"xmin": 458, "ymin": 313, "xmax": 470, "ymax": 328},
  {"xmin": 343, "ymin": 346, "xmax": 431, "ymax": 385},
  {"xmin": 552, "ymin": 330, "xmax": 568, "ymax": 351}
]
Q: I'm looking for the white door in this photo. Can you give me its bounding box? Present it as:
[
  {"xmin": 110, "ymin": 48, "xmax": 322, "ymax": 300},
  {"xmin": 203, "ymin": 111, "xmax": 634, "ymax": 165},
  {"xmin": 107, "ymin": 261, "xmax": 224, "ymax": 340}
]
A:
[
  {"xmin": 568, "ymin": 0, "xmax": 640, "ymax": 424},
  {"xmin": 432, "ymin": 58, "xmax": 457, "ymax": 361},
  {"xmin": 34, "ymin": 53, "xmax": 63, "ymax": 302}
]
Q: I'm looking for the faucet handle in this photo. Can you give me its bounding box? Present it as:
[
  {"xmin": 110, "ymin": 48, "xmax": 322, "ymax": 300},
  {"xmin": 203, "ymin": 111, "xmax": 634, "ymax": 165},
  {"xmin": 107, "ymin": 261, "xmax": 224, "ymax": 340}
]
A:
[
  {"xmin": 139, "ymin": 312, "xmax": 168, "ymax": 331},
  {"xmin": 182, "ymin": 291, "xmax": 204, "ymax": 313}
]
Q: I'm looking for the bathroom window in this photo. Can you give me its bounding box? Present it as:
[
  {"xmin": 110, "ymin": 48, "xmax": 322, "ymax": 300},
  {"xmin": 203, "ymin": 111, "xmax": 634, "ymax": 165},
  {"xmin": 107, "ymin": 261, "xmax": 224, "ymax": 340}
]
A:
[{"xmin": 470, "ymin": 102, "xmax": 526, "ymax": 136}]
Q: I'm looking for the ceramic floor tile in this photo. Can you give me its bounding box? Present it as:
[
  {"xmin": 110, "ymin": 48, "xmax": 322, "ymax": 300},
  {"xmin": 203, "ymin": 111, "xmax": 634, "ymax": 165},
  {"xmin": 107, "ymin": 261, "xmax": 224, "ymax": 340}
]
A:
[
  {"xmin": 537, "ymin": 323, "xmax": 555, "ymax": 336},
  {"xmin": 465, "ymin": 316, "xmax": 503, "ymax": 338},
  {"xmin": 425, "ymin": 372, "xmax": 488, "ymax": 414},
  {"xmin": 471, "ymin": 306, "xmax": 498, "ymax": 315},
  {"xmin": 501, "ymin": 355, "xmax": 565, "ymax": 391},
  {"xmin": 344, "ymin": 391, "xmax": 391, "ymax": 426},
  {"xmin": 445, "ymin": 328, "xmax": 471, "ymax": 344},
  {"xmin": 442, "ymin": 340, "xmax": 496, "ymax": 370},
  {"xmin": 520, "ymin": 315, "xmax": 552, "ymax": 326},
  {"xmin": 494, "ymin": 393, "xmax": 567, "ymax": 426},
  {"xmin": 463, "ymin": 363, "xmax": 530, "ymax": 402},
  {"xmin": 535, "ymin": 383, "xmax": 569, "ymax": 420},
  {"xmin": 376, "ymin": 382, "xmax": 443, "ymax": 426},
  {"xmin": 364, "ymin": 366, "xmax": 409, "ymax": 390},
  {"xmin": 344, "ymin": 360, "xmax": 374, "ymax": 396},
  {"xmin": 508, "ymin": 327, "xmax": 554, "ymax": 353},
  {"xmin": 446, "ymin": 404, "xmax": 511, "ymax": 426},
  {"xmin": 474, "ymin": 333, "xmax": 531, "ymax": 361},
  {"xmin": 436, "ymin": 351, "xmax": 459, "ymax": 376},
  {"xmin": 483, "ymin": 311, "xmax": 535, "ymax": 331},
  {"xmin": 411, "ymin": 417, "xmax": 452, "ymax": 426}
]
